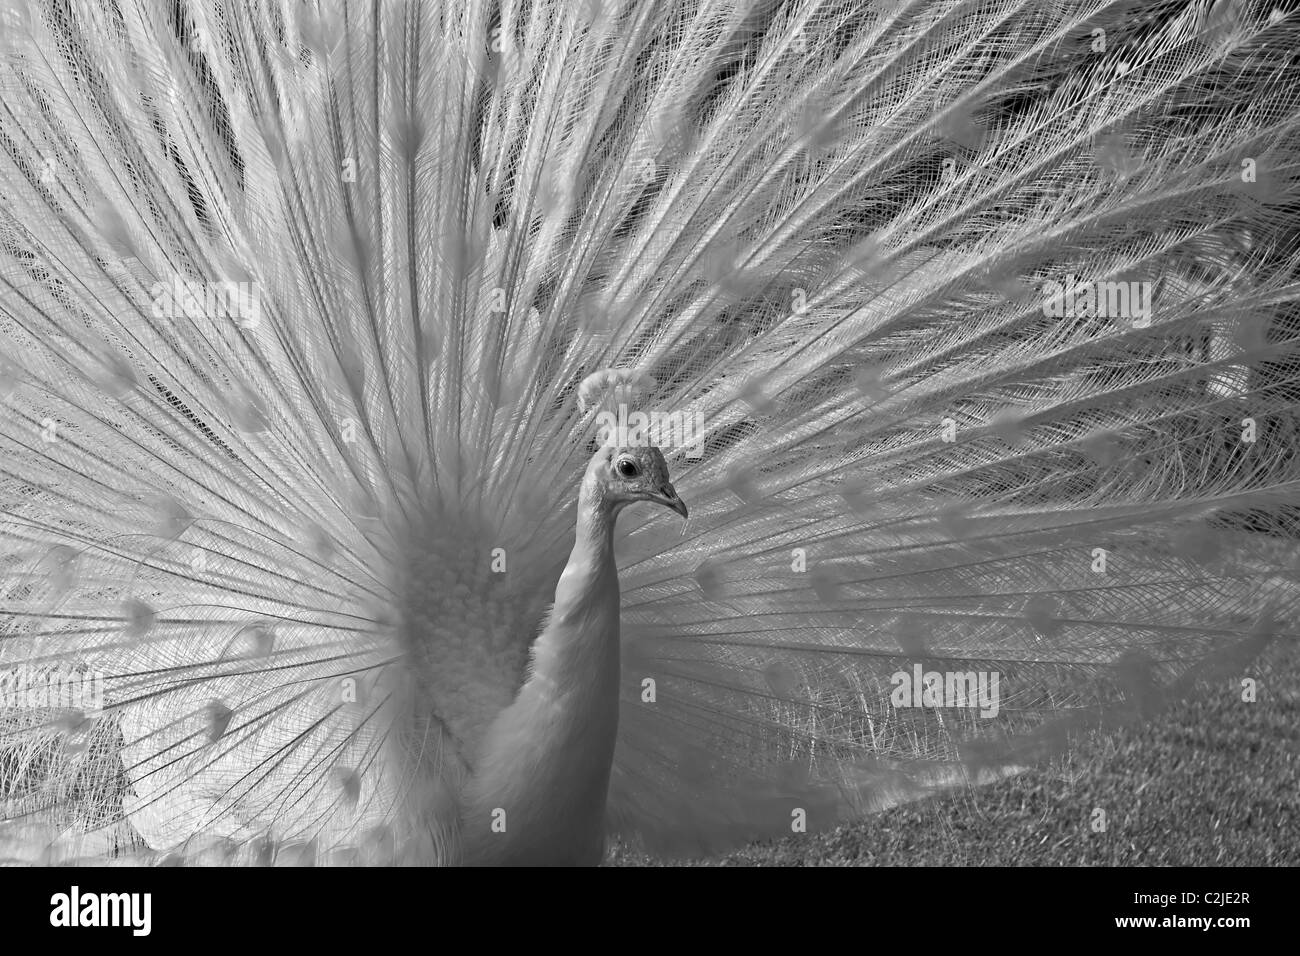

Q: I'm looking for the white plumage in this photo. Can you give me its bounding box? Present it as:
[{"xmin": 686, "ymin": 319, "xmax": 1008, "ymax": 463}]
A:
[{"xmin": 0, "ymin": 0, "xmax": 1298, "ymax": 865}]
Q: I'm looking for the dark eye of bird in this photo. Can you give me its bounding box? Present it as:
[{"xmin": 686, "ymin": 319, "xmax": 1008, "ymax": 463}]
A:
[{"xmin": 617, "ymin": 459, "xmax": 639, "ymax": 478}]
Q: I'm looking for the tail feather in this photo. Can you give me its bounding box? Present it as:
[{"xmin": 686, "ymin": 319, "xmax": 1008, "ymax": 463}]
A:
[{"xmin": 1, "ymin": 0, "xmax": 1298, "ymax": 861}]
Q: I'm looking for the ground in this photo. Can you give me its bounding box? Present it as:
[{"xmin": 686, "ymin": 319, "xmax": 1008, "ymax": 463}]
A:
[{"xmin": 612, "ymin": 634, "xmax": 1299, "ymax": 866}]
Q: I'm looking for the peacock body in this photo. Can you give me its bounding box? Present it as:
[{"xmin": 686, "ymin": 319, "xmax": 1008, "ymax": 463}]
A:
[{"xmin": 0, "ymin": 0, "xmax": 1298, "ymax": 865}]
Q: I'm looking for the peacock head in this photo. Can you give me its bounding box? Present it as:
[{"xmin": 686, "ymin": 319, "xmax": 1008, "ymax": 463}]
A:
[{"xmin": 589, "ymin": 444, "xmax": 688, "ymax": 520}]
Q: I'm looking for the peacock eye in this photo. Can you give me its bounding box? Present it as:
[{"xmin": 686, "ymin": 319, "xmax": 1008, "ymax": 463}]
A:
[{"xmin": 616, "ymin": 458, "xmax": 640, "ymax": 478}]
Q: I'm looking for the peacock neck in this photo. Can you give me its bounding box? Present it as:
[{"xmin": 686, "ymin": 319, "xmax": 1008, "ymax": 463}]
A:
[
  {"xmin": 458, "ymin": 474, "xmax": 624, "ymax": 864},
  {"xmin": 529, "ymin": 476, "xmax": 621, "ymax": 688},
  {"xmin": 549, "ymin": 480, "xmax": 617, "ymax": 617}
]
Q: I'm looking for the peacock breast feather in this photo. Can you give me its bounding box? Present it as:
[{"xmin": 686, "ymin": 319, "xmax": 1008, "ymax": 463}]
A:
[{"xmin": 388, "ymin": 508, "xmax": 563, "ymax": 765}]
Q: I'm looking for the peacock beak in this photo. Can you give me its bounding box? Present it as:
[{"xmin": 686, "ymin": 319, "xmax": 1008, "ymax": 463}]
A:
[{"xmin": 658, "ymin": 483, "xmax": 688, "ymax": 520}]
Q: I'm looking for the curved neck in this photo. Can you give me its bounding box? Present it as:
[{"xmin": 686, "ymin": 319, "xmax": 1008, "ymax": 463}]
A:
[
  {"xmin": 547, "ymin": 474, "xmax": 618, "ymax": 631},
  {"xmin": 529, "ymin": 482, "xmax": 621, "ymax": 691},
  {"xmin": 459, "ymin": 473, "xmax": 624, "ymax": 865}
]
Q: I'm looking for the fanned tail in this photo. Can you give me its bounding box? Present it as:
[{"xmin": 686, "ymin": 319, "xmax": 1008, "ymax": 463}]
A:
[{"xmin": 0, "ymin": 0, "xmax": 1296, "ymax": 862}]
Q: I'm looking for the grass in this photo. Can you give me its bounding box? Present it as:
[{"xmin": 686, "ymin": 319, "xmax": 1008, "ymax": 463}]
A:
[{"xmin": 613, "ymin": 634, "xmax": 1300, "ymax": 866}]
